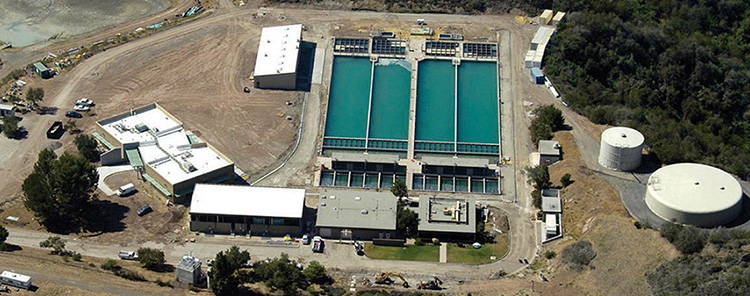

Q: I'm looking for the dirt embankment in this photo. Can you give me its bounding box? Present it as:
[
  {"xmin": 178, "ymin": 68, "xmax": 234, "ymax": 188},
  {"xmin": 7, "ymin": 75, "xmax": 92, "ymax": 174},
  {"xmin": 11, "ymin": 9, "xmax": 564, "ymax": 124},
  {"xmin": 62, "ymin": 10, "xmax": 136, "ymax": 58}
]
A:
[{"xmin": 533, "ymin": 131, "xmax": 679, "ymax": 296}]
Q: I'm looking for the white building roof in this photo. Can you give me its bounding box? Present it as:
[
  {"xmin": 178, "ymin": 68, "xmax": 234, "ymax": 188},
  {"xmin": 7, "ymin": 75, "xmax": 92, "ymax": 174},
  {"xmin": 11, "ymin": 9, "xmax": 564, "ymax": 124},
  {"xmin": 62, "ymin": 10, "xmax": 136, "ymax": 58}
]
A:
[
  {"xmin": 1, "ymin": 271, "xmax": 31, "ymax": 283},
  {"xmin": 545, "ymin": 214, "xmax": 557, "ymax": 231},
  {"xmin": 254, "ymin": 24, "xmax": 303, "ymax": 77},
  {"xmin": 647, "ymin": 163, "xmax": 742, "ymax": 215},
  {"xmin": 98, "ymin": 104, "xmax": 231, "ymax": 185},
  {"xmin": 190, "ymin": 184, "xmax": 305, "ymax": 218},
  {"xmin": 531, "ymin": 26, "xmax": 555, "ymax": 46},
  {"xmin": 0, "ymin": 104, "xmax": 14, "ymax": 111}
]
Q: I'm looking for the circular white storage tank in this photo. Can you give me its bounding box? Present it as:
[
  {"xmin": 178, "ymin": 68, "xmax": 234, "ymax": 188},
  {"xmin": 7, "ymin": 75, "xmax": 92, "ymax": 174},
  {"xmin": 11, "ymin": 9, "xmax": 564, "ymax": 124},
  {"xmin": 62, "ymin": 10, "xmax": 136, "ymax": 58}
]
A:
[
  {"xmin": 598, "ymin": 127, "xmax": 644, "ymax": 171},
  {"xmin": 645, "ymin": 163, "xmax": 743, "ymax": 227}
]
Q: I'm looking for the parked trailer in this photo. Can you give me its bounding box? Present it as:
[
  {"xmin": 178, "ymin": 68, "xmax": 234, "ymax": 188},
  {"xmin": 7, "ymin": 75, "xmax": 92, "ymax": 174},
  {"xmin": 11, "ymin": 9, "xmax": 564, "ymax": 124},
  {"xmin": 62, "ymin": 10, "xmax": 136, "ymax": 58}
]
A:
[{"xmin": 1, "ymin": 271, "xmax": 31, "ymax": 289}]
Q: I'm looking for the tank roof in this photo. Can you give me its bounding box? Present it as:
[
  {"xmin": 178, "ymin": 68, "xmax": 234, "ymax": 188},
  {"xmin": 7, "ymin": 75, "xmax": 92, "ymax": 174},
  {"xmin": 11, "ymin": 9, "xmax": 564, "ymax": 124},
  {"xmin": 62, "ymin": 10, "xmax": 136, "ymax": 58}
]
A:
[
  {"xmin": 601, "ymin": 127, "xmax": 644, "ymax": 148},
  {"xmin": 647, "ymin": 163, "xmax": 742, "ymax": 215}
]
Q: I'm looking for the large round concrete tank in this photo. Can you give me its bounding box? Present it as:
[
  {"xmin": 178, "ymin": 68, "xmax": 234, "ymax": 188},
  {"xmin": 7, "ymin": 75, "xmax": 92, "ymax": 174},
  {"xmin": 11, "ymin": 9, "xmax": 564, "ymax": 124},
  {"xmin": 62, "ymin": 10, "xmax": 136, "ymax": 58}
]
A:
[
  {"xmin": 598, "ymin": 127, "xmax": 644, "ymax": 171},
  {"xmin": 645, "ymin": 163, "xmax": 742, "ymax": 227}
]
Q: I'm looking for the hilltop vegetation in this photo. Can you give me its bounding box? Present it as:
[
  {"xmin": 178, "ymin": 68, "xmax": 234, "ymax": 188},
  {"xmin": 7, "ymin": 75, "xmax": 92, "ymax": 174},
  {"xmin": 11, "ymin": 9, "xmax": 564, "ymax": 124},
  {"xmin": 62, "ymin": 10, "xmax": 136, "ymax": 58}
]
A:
[
  {"xmin": 544, "ymin": 0, "xmax": 750, "ymax": 176},
  {"xmin": 265, "ymin": 0, "xmax": 547, "ymax": 14}
]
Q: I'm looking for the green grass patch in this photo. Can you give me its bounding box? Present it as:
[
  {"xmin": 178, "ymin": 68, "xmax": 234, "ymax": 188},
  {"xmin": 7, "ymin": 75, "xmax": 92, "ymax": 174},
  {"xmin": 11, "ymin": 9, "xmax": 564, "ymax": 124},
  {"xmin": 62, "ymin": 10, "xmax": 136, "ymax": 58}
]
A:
[
  {"xmin": 364, "ymin": 243, "xmax": 440, "ymax": 262},
  {"xmin": 447, "ymin": 233, "xmax": 509, "ymax": 263}
]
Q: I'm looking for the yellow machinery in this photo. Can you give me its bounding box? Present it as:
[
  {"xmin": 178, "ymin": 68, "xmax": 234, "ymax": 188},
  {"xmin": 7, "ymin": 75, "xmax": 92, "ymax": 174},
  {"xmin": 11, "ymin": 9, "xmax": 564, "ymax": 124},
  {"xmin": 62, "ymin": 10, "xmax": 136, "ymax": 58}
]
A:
[{"xmin": 374, "ymin": 272, "xmax": 409, "ymax": 288}]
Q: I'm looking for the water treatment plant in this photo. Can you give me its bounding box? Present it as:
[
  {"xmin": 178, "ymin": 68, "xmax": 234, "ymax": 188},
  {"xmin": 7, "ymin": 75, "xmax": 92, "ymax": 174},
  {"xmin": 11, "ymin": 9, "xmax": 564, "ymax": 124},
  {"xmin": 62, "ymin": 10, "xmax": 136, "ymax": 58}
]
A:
[{"xmin": 319, "ymin": 36, "xmax": 502, "ymax": 194}]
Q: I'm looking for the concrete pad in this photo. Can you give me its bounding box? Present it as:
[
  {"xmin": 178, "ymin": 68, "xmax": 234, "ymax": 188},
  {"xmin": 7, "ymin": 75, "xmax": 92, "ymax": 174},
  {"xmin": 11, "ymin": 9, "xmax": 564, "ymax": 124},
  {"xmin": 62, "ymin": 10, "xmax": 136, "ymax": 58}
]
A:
[
  {"xmin": 97, "ymin": 165, "xmax": 135, "ymax": 196},
  {"xmin": 312, "ymin": 49, "xmax": 326, "ymax": 84},
  {"xmin": 439, "ymin": 242, "xmax": 447, "ymax": 263}
]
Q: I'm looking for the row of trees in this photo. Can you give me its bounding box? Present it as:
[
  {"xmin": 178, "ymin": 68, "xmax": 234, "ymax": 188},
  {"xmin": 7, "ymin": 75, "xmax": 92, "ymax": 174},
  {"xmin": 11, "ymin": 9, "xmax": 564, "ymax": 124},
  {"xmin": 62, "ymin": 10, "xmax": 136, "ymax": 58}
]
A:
[{"xmin": 209, "ymin": 246, "xmax": 331, "ymax": 295}]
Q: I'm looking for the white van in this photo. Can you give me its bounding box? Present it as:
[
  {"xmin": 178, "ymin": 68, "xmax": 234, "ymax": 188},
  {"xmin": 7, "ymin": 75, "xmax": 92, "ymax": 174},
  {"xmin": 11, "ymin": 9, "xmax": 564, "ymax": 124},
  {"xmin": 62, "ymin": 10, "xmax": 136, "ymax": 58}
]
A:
[
  {"xmin": 1, "ymin": 271, "xmax": 31, "ymax": 289},
  {"xmin": 116, "ymin": 183, "xmax": 136, "ymax": 197}
]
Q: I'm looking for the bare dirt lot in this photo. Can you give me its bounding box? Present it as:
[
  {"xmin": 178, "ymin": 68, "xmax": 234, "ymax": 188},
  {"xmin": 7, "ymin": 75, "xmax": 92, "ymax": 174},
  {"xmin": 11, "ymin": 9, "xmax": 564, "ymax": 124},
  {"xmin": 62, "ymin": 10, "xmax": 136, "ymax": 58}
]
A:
[{"xmin": 0, "ymin": 246, "xmax": 209, "ymax": 296}]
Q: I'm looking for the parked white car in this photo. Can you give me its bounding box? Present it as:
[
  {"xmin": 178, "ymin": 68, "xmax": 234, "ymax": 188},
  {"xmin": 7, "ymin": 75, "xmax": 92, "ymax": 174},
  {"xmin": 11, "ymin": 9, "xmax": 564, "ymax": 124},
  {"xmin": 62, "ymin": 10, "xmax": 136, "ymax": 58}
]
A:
[
  {"xmin": 75, "ymin": 98, "xmax": 93, "ymax": 106},
  {"xmin": 74, "ymin": 104, "xmax": 90, "ymax": 111}
]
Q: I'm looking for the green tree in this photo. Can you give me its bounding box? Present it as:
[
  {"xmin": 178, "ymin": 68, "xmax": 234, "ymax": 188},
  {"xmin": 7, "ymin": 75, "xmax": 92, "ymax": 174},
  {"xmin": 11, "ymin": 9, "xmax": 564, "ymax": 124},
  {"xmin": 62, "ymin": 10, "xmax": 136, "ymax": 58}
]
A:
[
  {"xmin": 22, "ymin": 149, "xmax": 99, "ymax": 232},
  {"xmin": 526, "ymin": 165, "xmax": 551, "ymax": 191},
  {"xmin": 25, "ymin": 87, "xmax": 44, "ymax": 107},
  {"xmin": 0, "ymin": 225, "xmax": 8, "ymax": 247},
  {"xmin": 303, "ymin": 261, "xmax": 330, "ymax": 285},
  {"xmin": 534, "ymin": 105, "xmax": 565, "ymax": 131},
  {"xmin": 209, "ymin": 246, "xmax": 250, "ymax": 296},
  {"xmin": 2, "ymin": 115, "xmax": 18, "ymax": 138},
  {"xmin": 254, "ymin": 253, "xmax": 306, "ymax": 292},
  {"xmin": 561, "ymin": 173, "xmax": 573, "ymax": 187},
  {"xmin": 397, "ymin": 205, "xmax": 419, "ymax": 238},
  {"xmin": 390, "ymin": 178, "xmax": 408, "ymax": 203},
  {"xmin": 136, "ymin": 248, "xmax": 165, "ymax": 271},
  {"xmin": 40, "ymin": 236, "xmax": 67, "ymax": 254},
  {"xmin": 530, "ymin": 118, "xmax": 553, "ymax": 145},
  {"xmin": 74, "ymin": 134, "xmax": 99, "ymax": 162}
]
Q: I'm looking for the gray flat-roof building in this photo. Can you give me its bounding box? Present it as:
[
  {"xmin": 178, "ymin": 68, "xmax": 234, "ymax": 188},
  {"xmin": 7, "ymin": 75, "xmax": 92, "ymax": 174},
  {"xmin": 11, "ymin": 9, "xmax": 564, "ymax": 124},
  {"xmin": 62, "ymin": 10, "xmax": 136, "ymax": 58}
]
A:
[
  {"xmin": 538, "ymin": 140, "xmax": 561, "ymax": 165},
  {"xmin": 417, "ymin": 196, "xmax": 476, "ymax": 241},
  {"xmin": 541, "ymin": 188, "xmax": 561, "ymax": 213},
  {"xmin": 315, "ymin": 189, "xmax": 397, "ymax": 240},
  {"xmin": 176, "ymin": 256, "xmax": 203, "ymax": 285}
]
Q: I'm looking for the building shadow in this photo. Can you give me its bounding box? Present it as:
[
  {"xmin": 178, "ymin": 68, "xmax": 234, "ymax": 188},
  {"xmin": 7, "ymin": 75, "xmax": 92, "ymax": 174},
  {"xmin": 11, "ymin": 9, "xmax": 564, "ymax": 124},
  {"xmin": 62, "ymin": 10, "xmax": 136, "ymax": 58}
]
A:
[
  {"xmin": 724, "ymin": 194, "xmax": 750, "ymax": 228},
  {"xmin": 294, "ymin": 41, "xmax": 317, "ymax": 92},
  {"xmin": 302, "ymin": 205, "xmax": 317, "ymax": 234}
]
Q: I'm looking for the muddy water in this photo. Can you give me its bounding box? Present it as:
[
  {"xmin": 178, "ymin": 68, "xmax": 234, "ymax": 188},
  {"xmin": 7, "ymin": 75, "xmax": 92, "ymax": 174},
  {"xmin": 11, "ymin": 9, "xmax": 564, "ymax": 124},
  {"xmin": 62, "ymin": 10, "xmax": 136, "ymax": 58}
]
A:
[{"xmin": 0, "ymin": 0, "xmax": 170, "ymax": 47}]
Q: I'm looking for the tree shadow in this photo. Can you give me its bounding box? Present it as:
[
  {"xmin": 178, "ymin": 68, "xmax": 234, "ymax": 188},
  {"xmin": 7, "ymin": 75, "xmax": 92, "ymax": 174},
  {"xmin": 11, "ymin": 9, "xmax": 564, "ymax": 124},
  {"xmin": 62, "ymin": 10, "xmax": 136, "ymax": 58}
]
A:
[
  {"xmin": 10, "ymin": 127, "xmax": 28, "ymax": 140},
  {"xmin": 38, "ymin": 106, "xmax": 58, "ymax": 115},
  {"xmin": 80, "ymin": 199, "xmax": 128, "ymax": 235},
  {"xmin": 0, "ymin": 243, "xmax": 23, "ymax": 252},
  {"xmin": 150, "ymin": 263, "xmax": 175, "ymax": 273}
]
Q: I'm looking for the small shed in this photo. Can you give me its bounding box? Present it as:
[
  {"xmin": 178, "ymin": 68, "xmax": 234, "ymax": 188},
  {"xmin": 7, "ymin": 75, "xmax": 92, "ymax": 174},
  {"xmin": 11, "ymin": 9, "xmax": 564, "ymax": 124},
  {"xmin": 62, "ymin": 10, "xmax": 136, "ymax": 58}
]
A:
[
  {"xmin": 552, "ymin": 12, "xmax": 566, "ymax": 25},
  {"xmin": 541, "ymin": 188, "xmax": 561, "ymax": 213},
  {"xmin": 530, "ymin": 67, "xmax": 544, "ymax": 84},
  {"xmin": 33, "ymin": 62, "xmax": 52, "ymax": 79},
  {"xmin": 0, "ymin": 104, "xmax": 15, "ymax": 118},
  {"xmin": 539, "ymin": 9, "xmax": 554, "ymax": 25},
  {"xmin": 538, "ymin": 140, "xmax": 561, "ymax": 164},
  {"xmin": 176, "ymin": 256, "xmax": 202, "ymax": 284}
]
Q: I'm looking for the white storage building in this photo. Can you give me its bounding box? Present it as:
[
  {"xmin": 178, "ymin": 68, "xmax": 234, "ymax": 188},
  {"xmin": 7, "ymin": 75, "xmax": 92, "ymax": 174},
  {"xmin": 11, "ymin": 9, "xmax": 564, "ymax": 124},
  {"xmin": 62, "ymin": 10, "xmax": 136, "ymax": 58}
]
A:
[
  {"xmin": 598, "ymin": 126, "xmax": 644, "ymax": 171},
  {"xmin": 190, "ymin": 184, "xmax": 306, "ymax": 236},
  {"xmin": 645, "ymin": 163, "xmax": 743, "ymax": 227},
  {"xmin": 253, "ymin": 24, "xmax": 303, "ymax": 90}
]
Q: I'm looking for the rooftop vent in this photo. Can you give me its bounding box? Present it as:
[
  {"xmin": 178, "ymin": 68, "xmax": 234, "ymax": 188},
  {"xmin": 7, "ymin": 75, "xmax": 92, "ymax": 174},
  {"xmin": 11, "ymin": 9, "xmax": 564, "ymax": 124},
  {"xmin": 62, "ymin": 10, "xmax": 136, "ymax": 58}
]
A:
[
  {"xmin": 355, "ymin": 196, "xmax": 361, "ymax": 201},
  {"xmin": 361, "ymin": 209, "xmax": 368, "ymax": 215},
  {"xmin": 134, "ymin": 123, "xmax": 149, "ymax": 133},
  {"xmin": 330, "ymin": 196, "xmax": 336, "ymax": 200},
  {"xmin": 320, "ymin": 202, "xmax": 326, "ymax": 207}
]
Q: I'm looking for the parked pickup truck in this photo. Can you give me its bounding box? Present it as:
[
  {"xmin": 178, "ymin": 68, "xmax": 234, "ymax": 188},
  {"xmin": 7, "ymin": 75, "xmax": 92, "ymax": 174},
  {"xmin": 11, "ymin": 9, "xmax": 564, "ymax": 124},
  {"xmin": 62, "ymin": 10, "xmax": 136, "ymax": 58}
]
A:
[
  {"xmin": 119, "ymin": 250, "xmax": 138, "ymax": 260},
  {"xmin": 312, "ymin": 236, "xmax": 324, "ymax": 253}
]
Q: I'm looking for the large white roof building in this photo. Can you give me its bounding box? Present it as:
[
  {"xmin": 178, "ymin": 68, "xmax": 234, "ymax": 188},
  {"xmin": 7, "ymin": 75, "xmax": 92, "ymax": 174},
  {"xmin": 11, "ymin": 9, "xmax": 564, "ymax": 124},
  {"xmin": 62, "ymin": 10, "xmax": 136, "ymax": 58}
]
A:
[
  {"xmin": 190, "ymin": 184, "xmax": 305, "ymax": 219},
  {"xmin": 96, "ymin": 103, "xmax": 235, "ymax": 198},
  {"xmin": 253, "ymin": 24, "xmax": 303, "ymax": 90}
]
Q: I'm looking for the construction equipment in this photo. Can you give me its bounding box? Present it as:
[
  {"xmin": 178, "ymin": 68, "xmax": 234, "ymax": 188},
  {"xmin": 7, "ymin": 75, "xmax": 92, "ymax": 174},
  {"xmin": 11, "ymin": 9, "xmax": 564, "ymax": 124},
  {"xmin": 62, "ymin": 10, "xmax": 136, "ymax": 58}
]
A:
[
  {"xmin": 417, "ymin": 277, "xmax": 443, "ymax": 290},
  {"xmin": 374, "ymin": 272, "xmax": 409, "ymax": 288}
]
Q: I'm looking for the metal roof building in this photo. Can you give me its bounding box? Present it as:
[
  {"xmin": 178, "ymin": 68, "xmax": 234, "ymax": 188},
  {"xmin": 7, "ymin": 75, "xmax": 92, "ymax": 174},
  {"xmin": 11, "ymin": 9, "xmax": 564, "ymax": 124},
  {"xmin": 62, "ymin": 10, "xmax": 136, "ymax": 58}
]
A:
[
  {"xmin": 538, "ymin": 140, "xmax": 561, "ymax": 165},
  {"xmin": 253, "ymin": 24, "xmax": 303, "ymax": 90},
  {"xmin": 645, "ymin": 163, "xmax": 743, "ymax": 227},
  {"xmin": 316, "ymin": 189, "xmax": 397, "ymax": 240},
  {"xmin": 189, "ymin": 184, "xmax": 305, "ymax": 235}
]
